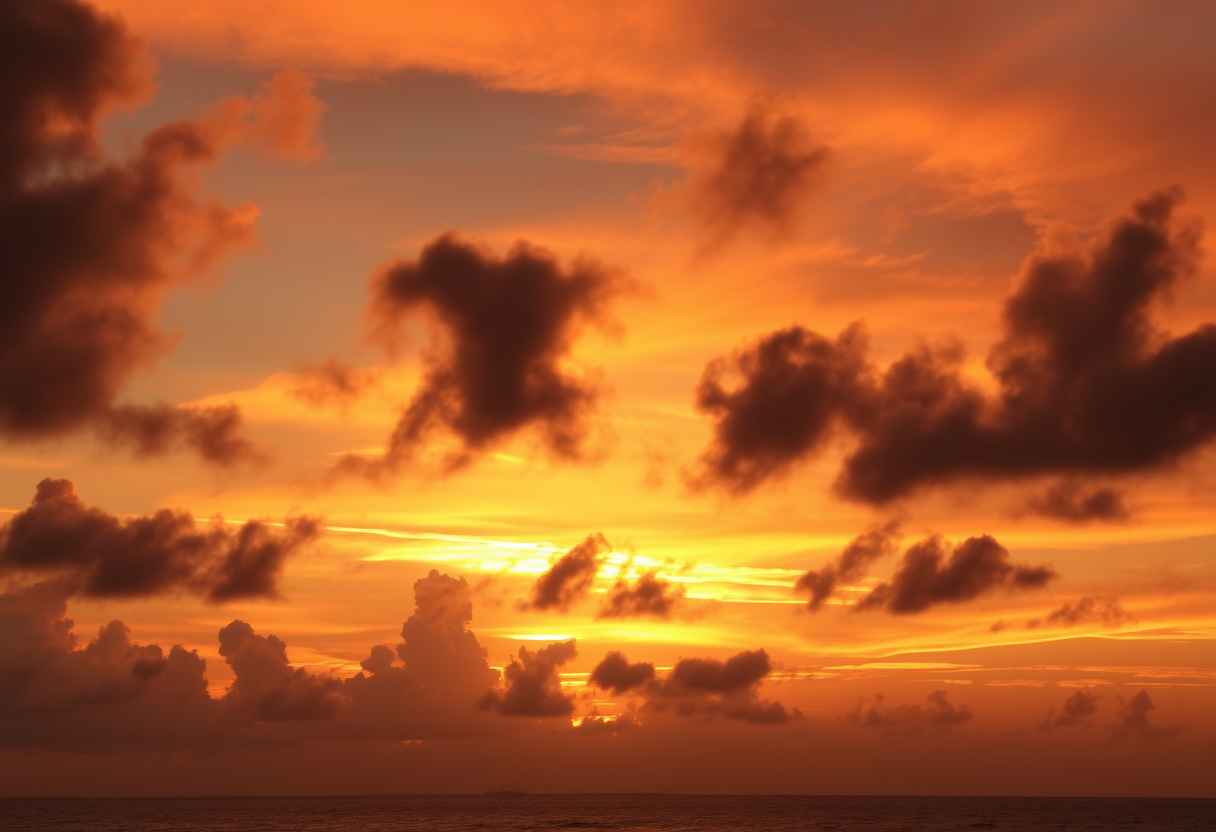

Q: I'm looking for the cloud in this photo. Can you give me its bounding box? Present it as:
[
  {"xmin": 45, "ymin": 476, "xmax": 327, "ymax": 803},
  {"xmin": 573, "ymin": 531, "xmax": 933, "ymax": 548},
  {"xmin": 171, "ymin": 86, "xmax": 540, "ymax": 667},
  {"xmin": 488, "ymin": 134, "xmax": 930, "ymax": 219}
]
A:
[
  {"xmin": 795, "ymin": 520, "xmax": 900, "ymax": 611},
  {"xmin": 592, "ymin": 648, "xmax": 796, "ymax": 725},
  {"xmin": 207, "ymin": 70, "xmax": 326, "ymax": 163},
  {"xmin": 696, "ymin": 109, "xmax": 828, "ymax": 245},
  {"xmin": 852, "ymin": 690, "xmax": 973, "ymax": 733},
  {"xmin": 692, "ymin": 324, "xmax": 870, "ymax": 494},
  {"xmin": 1113, "ymin": 689, "xmax": 1159, "ymax": 740},
  {"xmin": 338, "ymin": 234, "xmax": 621, "ymax": 477},
  {"xmin": 1041, "ymin": 689, "xmax": 1099, "ymax": 731},
  {"xmin": 598, "ymin": 572, "xmax": 684, "ymax": 619},
  {"xmin": 588, "ymin": 651, "xmax": 655, "ymax": 694},
  {"xmin": 1023, "ymin": 481, "xmax": 1130, "ymax": 523},
  {"xmin": 0, "ymin": 479, "xmax": 321, "ymax": 602},
  {"xmin": 480, "ymin": 640, "xmax": 577, "ymax": 717},
  {"xmin": 1028, "ymin": 596, "xmax": 1133, "ymax": 630},
  {"xmin": 99, "ymin": 403, "xmax": 266, "ymax": 467},
  {"xmin": 693, "ymin": 191, "xmax": 1216, "ymax": 504},
  {"xmin": 288, "ymin": 360, "xmax": 379, "ymax": 407},
  {"xmin": 524, "ymin": 534, "xmax": 608, "ymax": 611},
  {"xmin": 0, "ymin": 0, "xmax": 275, "ymax": 466},
  {"xmin": 856, "ymin": 534, "xmax": 1055, "ymax": 615},
  {"xmin": 218, "ymin": 620, "xmax": 345, "ymax": 721}
]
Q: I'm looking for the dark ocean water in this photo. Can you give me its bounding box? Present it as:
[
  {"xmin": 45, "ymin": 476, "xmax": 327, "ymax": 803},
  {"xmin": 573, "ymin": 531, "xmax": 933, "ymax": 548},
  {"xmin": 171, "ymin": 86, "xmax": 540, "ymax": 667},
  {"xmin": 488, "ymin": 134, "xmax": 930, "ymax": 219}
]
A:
[{"xmin": 3, "ymin": 794, "xmax": 1214, "ymax": 831}]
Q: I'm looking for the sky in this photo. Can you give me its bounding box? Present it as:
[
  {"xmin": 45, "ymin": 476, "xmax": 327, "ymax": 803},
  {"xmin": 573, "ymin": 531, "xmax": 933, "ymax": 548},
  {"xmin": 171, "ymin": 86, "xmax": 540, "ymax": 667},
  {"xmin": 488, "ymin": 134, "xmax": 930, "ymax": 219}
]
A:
[{"xmin": 1, "ymin": 0, "xmax": 1215, "ymax": 797}]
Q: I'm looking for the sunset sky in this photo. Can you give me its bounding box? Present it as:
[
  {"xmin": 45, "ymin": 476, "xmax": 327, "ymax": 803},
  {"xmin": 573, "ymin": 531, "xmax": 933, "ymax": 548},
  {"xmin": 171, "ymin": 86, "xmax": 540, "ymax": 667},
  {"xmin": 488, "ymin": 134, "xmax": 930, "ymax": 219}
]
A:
[{"xmin": 2, "ymin": 0, "xmax": 1215, "ymax": 797}]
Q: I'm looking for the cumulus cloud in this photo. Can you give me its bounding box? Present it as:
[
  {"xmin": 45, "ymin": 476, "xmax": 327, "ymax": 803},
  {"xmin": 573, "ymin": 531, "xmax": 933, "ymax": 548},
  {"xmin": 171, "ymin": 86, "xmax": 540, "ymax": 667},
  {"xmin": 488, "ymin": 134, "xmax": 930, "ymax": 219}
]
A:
[
  {"xmin": 1042, "ymin": 689, "xmax": 1099, "ymax": 731},
  {"xmin": 598, "ymin": 572, "xmax": 684, "ymax": 619},
  {"xmin": 591, "ymin": 648, "xmax": 795, "ymax": 725},
  {"xmin": 795, "ymin": 521, "xmax": 900, "ymax": 611},
  {"xmin": 588, "ymin": 651, "xmax": 655, "ymax": 694},
  {"xmin": 856, "ymin": 535, "xmax": 1055, "ymax": 615},
  {"xmin": 1023, "ymin": 481, "xmax": 1129, "ymax": 523},
  {"xmin": 524, "ymin": 534, "xmax": 609, "ymax": 611},
  {"xmin": 480, "ymin": 640, "xmax": 577, "ymax": 717},
  {"xmin": 0, "ymin": 0, "xmax": 279, "ymax": 466},
  {"xmin": 696, "ymin": 109, "xmax": 828, "ymax": 245},
  {"xmin": 0, "ymin": 479, "xmax": 321, "ymax": 602},
  {"xmin": 1113, "ymin": 689, "xmax": 1161, "ymax": 740},
  {"xmin": 207, "ymin": 70, "xmax": 326, "ymax": 163},
  {"xmin": 218, "ymin": 620, "xmax": 345, "ymax": 721},
  {"xmin": 851, "ymin": 690, "xmax": 973, "ymax": 733},
  {"xmin": 339, "ymin": 234, "xmax": 621, "ymax": 476},
  {"xmin": 694, "ymin": 191, "xmax": 1216, "ymax": 504}
]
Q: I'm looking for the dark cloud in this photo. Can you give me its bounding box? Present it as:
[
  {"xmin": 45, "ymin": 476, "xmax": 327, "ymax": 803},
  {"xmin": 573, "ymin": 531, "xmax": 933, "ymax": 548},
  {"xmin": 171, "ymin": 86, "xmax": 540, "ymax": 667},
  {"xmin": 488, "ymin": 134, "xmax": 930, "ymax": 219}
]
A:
[
  {"xmin": 598, "ymin": 572, "xmax": 684, "ymax": 619},
  {"xmin": 795, "ymin": 521, "xmax": 900, "ymax": 611},
  {"xmin": 692, "ymin": 324, "xmax": 870, "ymax": 494},
  {"xmin": 480, "ymin": 640, "xmax": 577, "ymax": 717},
  {"xmin": 524, "ymin": 534, "xmax": 608, "ymax": 611},
  {"xmin": 856, "ymin": 535, "xmax": 1055, "ymax": 615},
  {"xmin": 589, "ymin": 651, "xmax": 656, "ymax": 694},
  {"xmin": 851, "ymin": 690, "xmax": 973, "ymax": 733},
  {"xmin": 643, "ymin": 649, "xmax": 797, "ymax": 724},
  {"xmin": 1027, "ymin": 596, "xmax": 1132, "ymax": 629},
  {"xmin": 694, "ymin": 191, "xmax": 1216, "ymax": 504},
  {"xmin": 697, "ymin": 109, "xmax": 828, "ymax": 244},
  {"xmin": 1023, "ymin": 481, "xmax": 1129, "ymax": 523},
  {"xmin": 99, "ymin": 403, "xmax": 265, "ymax": 467},
  {"xmin": 0, "ymin": 0, "xmax": 266, "ymax": 466},
  {"xmin": 1113, "ymin": 690, "xmax": 1159, "ymax": 740},
  {"xmin": 1042, "ymin": 689, "xmax": 1099, "ymax": 731},
  {"xmin": 339, "ymin": 234, "xmax": 620, "ymax": 476},
  {"xmin": 289, "ymin": 360, "xmax": 378, "ymax": 407},
  {"xmin": 0, "ymin": 479, "xmax": 321, "ymax": 602}
]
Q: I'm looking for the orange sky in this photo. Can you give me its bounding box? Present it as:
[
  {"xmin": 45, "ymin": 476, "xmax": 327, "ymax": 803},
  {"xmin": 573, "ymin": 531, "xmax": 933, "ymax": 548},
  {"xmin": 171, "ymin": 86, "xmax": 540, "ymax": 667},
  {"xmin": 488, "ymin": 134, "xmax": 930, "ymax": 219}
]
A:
[{"xmin": 1, "ymin": 0, "xmax": 1215, "ymax": 797}]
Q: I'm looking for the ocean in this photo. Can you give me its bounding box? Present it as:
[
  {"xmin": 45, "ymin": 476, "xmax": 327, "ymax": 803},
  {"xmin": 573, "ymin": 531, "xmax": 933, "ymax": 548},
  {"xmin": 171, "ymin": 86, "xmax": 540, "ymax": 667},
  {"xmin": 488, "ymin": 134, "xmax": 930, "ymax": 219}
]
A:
[{"xmin": 3, "ymin": 794, "xmax": 1214, "ymax": 831}]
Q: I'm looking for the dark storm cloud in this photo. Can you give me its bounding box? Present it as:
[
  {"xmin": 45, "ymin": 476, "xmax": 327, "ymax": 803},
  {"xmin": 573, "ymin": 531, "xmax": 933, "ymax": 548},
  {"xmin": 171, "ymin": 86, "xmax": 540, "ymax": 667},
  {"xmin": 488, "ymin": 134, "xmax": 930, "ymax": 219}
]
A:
[
  {"xmin": 0, "ymin": 479, "xmax": 321, "ymax": 602},
  {"xmin": 795, "ymin": 520, "xmax": 900, "ymax": 611},
  {"xmin": 524, "ymin": 534, "xmax": 608, "ymax": 611},
  {"xmin": 856, "ymin": 535, "xmax": 1055, "ymax": 615},
  {"xmin": 1023, "ymin": 481, "xmax": 1129, "ymax": 523},
  {"xmin": 0, "ymin": 0, "xmax": 264, "ymax": 466},
  {"xmin": 598, "ymin": 572, "xmax": 684, "ymax": 619},
  {"xmin": 694, "ymin": 191, "xmax": 1216, "ymax": 504},
  {"xmin": 1029, "ymin": 596, "xmax": 1132, "ymax": 629},
  {"xmin": 692, "ymin": 324, "xmax": 870, "ymax": 493},
  {"xmin": 340, "ymin": 234, "xmax": 621, "ymax": 476},
  {"xmin": 1042, "ymin": 689, "xmax": 1099, "ymax": 731},
  {"xmin": 100, "ymin": 403, "xmax": 265, "ymax": 467},
  {"xmin": 852, "ymin": 690, "xmax": 973, "ymax": 733},
  {"xmin": 589, "ymin": 651, "xmax": 656, "ymax": 694},
  {"xmin": 480, "ymin": 640, "xmax": 577, "ymax": 717},
  {"xmin": 697, "ymin": 109, "xmax": 829, "ymax": 243}
]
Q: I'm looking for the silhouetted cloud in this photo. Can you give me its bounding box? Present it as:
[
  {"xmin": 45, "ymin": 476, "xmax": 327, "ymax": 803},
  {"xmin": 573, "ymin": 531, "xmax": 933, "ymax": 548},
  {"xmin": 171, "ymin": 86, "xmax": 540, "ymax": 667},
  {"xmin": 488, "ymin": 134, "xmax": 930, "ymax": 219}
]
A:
[
  {"xmin": 340, "ymin": 235, "xmax": 621, "ymax": 476},
  {"xmin": 852, "ymin": 690, "xmax": 973, "ymax": 733},
  {"xmin": 1113, "ymin": 689, "xmax": 1159, "ymax": 740},
  {"xmin": 692, "ymin": 325, "xmax": 870, "ymax": 493},
  {"xmin": 524, "ymin": 534, "xmax": 608, "ymax": 611},
  {"xmin": 480, "ymin": 640, "xmax": 577, "ymax": 717},
  {"xmin": 1028, "ymin": 596, "xmax": 1133, "ymax": 629},
  {"xmin": 0, "ymin": 479, "xmax": 320, "ymax": 602},
  {"xmin": 598, "ymin": 572, "xmax": 684, "ymax": 619},
  {"xmin": 1024, "ymin": 481, "xmax": 1129, "ymax": 523},
  {"xmin": 1042, "ymin": 690, "xmax": 1099, "ymax": 730},
  {"xmin": 589, "ymin": 649, "xmax": 793, "ymax": 724},
  {"xmin": 589, "ymin": 651, "xmax": 656, "ymax": 694},
  {"xmin": 856, "ymin": 535, "xmax": 1055, "ymax": 614},
  {"xmin": 795, "ymin": 521, "xmax": 900, "ymax": 611},
  {"xmin": 697, "ymin": 109, "xmax": 828, "ymax": 245},
  {"xmin": 694, "ymin": 191, "xmax": 1216, "ymax": 504},
  {"xmin": 99, "ymin": 404, "xmax": 265, "ymax": 467},
  {"xmin": 219, "ymin": 620, "xmax": 345, "ymax": 721},
  {"xmin": 0, "ymin": 0, "xmax": 273, "ymax": 466}
]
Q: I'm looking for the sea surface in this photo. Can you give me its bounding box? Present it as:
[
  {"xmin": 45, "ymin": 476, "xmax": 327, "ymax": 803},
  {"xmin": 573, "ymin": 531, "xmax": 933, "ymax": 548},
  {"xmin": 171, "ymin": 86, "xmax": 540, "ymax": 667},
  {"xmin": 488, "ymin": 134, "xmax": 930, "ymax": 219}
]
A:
[{"xmin": 3, "ymin": 794, "xmax": 1215, "ymax": 831}]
